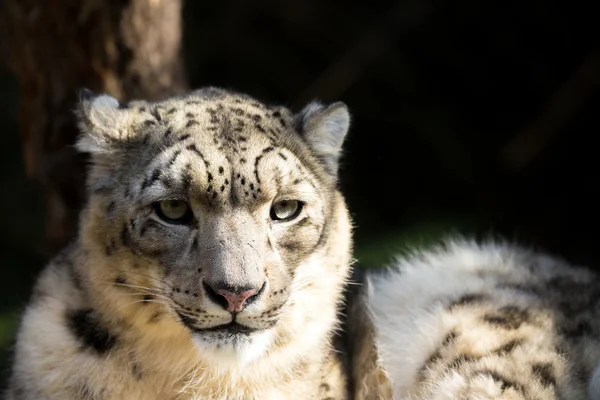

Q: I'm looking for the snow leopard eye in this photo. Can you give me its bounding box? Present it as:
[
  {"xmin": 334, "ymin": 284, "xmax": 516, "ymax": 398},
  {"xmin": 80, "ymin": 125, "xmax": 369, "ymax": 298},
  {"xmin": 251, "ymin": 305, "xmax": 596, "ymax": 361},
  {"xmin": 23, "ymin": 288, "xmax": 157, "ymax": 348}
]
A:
[
  {"xmin": 154, "ymin": 200, "xmax": 193, "ymax": 224},
  {"xmin": 270, "ymin": 200, "xmax": 303, "ymax": 222}
]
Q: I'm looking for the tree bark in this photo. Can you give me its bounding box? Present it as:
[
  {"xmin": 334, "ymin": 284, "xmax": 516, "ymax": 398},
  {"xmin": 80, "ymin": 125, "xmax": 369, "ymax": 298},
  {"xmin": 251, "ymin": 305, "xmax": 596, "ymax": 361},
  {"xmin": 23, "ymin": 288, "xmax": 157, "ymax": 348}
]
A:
[{"xmin": 0, "ymin": 0, "xmax": 188, "ymax": 253}]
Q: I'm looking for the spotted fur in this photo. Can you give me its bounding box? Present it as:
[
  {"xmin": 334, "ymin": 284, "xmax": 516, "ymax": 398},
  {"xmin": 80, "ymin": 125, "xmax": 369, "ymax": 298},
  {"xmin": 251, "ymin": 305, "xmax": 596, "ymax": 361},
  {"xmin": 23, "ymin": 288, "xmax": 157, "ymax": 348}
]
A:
[
  {"xmin": 7, "ymin": 88, "xmax": 353, "ymax": 399},
  {"xmin": 352, "ymin": 240, "xmax": 600, "ymax": 399}
]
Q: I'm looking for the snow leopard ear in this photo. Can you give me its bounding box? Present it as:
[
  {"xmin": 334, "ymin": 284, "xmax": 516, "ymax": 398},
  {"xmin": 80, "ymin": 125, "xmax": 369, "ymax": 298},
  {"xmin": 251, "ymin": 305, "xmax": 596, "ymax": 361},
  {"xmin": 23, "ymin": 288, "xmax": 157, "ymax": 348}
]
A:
[
  {"xmin": 295, "ymin": 101, "xmax": 351, "ymax": 176},
  {"xmin": 75, "ymin": 89, "xmax": 133, "ymax": 154}
]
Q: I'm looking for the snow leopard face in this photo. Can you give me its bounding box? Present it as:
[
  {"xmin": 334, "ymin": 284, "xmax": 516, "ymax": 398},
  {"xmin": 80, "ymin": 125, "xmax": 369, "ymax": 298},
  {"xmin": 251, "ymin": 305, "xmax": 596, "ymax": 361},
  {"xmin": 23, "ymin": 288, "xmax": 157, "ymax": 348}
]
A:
[{"xmin": 76, "ymin": 87, "xmax": 353, "ymax": 363}]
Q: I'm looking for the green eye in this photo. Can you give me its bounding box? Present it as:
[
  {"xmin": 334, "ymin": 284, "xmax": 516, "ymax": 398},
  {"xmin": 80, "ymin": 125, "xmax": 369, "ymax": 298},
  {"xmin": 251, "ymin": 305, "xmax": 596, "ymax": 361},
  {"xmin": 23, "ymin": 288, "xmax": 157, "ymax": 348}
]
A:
[
  {"xmin": 270, "ymin": 200, "xmax": 303, "ymax": 222},
  {"xmin": 154, "ymin": 200, "xmax": 193, "ymax": 224}
]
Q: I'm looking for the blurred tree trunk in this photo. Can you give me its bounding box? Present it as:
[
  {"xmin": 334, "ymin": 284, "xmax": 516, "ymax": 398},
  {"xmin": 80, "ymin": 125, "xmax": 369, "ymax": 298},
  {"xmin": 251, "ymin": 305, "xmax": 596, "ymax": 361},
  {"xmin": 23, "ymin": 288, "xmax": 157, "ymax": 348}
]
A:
[{"xmin": 0, "ymin": 0, "xmax": 188, "ymax": 253}]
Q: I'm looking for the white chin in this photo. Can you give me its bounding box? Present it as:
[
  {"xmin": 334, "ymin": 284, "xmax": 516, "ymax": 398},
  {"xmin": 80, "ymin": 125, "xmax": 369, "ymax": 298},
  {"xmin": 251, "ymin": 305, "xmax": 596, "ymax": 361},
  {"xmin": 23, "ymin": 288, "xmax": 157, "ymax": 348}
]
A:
[{"xmin": 191, "ymin": 329, "xmax": 274, "ymax": 367}]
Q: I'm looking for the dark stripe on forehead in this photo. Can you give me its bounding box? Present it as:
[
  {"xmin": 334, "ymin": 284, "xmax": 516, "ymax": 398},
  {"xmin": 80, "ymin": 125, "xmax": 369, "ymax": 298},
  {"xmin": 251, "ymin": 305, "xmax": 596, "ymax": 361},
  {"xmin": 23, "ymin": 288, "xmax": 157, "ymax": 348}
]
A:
[
  {"xmin": 291, "ymin": 160, "xmax": 319, "ymax": 190},
  {"xmin": 186, "ymin": 144, "xmax": 211, "ymax": 168},
  {"xmin": 140, "ymin": 169, "xmax": 161, "ymax": 191},
  {"xmin": 182, "ymin": 164, "xmax": 193, "ymax": 192},
  {"xmin": 278, "ymin": 140, "xmax": 335, "ymax": 187},
  {"xmin": 253, "ymin": 155, "xmax": 264, "ymax": 184},
  {"xmin": 252, "ymin": 146, "xmax": 322, "ymax": 192},
  {"xmin": 135, "ymin": 147, "xmax": 185, "ymax": 194},
  {"xmin": 271, "ymin": 110, "xmax": 288, "ymax": 128},
  {"xmin": 168, "ymin": 149, "xmax": 182, "ymax": 166},
  {"xmin": 275, "ymin": 148, "xmax": 322, "ymax": 190},
  {"xmin": 184, "ymin": 144, "xmax": 216, "ymax": 199},
  {"xmin": 266, "ymin": 128, "xmax": 279, "ymax": 142}
]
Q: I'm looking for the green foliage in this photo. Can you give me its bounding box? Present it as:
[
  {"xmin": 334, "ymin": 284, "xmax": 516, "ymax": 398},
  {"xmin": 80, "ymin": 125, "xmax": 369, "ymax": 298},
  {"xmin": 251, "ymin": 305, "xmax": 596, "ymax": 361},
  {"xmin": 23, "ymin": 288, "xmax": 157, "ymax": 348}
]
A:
[
  {"xmin": 354, "ymin": 216, "xmax": 480, "ymax": 267},
  {"xmin": 0, "ymin": 312, "xmax": 18, "ymax": 369}
]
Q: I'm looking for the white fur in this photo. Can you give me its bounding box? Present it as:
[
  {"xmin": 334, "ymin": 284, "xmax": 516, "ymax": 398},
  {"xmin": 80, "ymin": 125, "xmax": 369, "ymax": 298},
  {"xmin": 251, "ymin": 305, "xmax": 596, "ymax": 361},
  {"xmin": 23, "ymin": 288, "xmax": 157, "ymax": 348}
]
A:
[
  {"xmin": 76, "ymin": 94, "xmax": 131, "ymax": 154},
  {"xmin": 9, "ymin": 89, "xmax": 354, "ymax": 400},
  {"xmin": 364, "ymin": 239, "xmax": 599, "ymax": 399},
  {"xmin": 191, "ymin": 329, "xmax": 275, "ymax": 368}
]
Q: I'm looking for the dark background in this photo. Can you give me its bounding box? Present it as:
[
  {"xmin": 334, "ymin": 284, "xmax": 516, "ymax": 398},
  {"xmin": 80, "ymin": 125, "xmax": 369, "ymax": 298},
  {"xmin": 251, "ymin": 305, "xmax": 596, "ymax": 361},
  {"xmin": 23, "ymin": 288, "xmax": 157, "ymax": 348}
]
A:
[{"xmin": 1, "ymin": 0, "xmax": 599, "ymax": 385}]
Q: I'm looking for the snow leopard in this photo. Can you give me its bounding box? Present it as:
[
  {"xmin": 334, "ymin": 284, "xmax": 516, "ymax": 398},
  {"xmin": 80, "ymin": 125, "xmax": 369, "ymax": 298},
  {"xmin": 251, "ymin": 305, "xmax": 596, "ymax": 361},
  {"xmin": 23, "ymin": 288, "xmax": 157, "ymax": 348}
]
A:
[
  {"xmin": 347, "ymin": 239, "xmax": 600, "ymax": 400},
  {"xmin": 7, "ymin": 87, "xmax": 600, "ymax": 400},
  {"xmin": 7, "ymin": 87, "xmax": 353, "ymax": 399}
]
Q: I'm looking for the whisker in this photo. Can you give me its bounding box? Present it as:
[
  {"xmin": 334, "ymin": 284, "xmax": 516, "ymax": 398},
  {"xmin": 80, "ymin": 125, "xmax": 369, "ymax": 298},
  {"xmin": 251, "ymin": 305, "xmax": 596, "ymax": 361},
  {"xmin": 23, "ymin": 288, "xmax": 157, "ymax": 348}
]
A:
[
  {"xmin": 110, "ymin": 271, "xmax": 176, "ymax": 292},
  {"xmin": 106, "ymin": 300, "xmax": 165, "ymax": 320},
  {"xmin": 115, "ymin": 291, "xmax": 173, "ymax": 302},
  {"xmin": 112, "ymin": 282, "xmax": 165, "ymax": 293},
  {"xmin": 114, "ymin": 269, "xmax": 175, "ymax": 289}
]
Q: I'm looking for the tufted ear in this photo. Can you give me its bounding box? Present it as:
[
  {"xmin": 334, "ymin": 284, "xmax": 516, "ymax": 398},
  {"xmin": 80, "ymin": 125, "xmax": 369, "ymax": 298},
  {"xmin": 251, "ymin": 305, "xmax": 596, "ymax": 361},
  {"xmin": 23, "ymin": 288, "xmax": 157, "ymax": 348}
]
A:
[
  {"xmin": 295, "ymin": 101, "xmax": 350, "ymax": 176},
  {"xmin": 75, "ymin": 89, "xmax": 133, "ymax": 154}
]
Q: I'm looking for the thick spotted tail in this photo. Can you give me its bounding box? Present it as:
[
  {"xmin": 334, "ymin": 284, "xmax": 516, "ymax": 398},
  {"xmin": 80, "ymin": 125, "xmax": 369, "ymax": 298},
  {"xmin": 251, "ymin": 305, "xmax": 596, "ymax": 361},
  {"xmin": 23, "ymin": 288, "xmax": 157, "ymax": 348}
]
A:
[{"xmin": 359, "ymin": 239, "xmax": 600, "ymax": 400}]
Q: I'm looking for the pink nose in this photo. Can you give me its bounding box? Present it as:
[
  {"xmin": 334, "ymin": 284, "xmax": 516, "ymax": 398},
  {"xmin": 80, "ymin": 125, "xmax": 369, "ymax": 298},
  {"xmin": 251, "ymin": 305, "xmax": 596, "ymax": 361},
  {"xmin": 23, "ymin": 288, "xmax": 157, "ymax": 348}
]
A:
[{"xmin": 215, "ymin": 288, "xmax": 258, "ymax": 312}]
